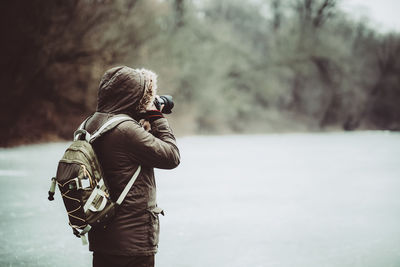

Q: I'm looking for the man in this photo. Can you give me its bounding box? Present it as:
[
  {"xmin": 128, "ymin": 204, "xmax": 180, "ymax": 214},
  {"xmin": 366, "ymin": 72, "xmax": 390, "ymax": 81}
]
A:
[{"xmin": 84, "ymin": 66, "xmax": 180, "ymax": 267}]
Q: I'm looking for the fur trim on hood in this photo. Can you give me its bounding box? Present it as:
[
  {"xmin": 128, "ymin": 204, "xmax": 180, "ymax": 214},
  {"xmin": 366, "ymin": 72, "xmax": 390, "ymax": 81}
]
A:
[
  {"xmin": 136, "ymin": 68, "xmax": 157, "ymax": 112},
  {"xmin": 96, "ymin": 66, "xmax": 158, "ymax": 116}
]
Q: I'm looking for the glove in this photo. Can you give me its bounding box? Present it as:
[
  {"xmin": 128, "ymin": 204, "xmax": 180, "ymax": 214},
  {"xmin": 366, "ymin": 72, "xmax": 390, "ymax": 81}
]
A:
[{"xmin": 145, "ymin": 110, "xmax": 164, "ymax": 123}]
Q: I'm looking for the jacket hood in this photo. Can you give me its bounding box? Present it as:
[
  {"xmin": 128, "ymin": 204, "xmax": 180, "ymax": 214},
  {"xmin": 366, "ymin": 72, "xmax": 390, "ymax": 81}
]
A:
[{"xmin": 96, "ymin": 66, "xmax": 157, "ymax": 116}]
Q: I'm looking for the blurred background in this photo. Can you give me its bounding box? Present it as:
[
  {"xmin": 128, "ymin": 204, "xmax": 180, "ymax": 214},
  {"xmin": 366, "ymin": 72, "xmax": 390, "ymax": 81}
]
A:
[
  {"xmin": 1, "ymin": 1, "xmax": 400, "ymax": 267},
  {"xmin": 0, "ymin": 0, "xmax": 399, "ymax": 146}
]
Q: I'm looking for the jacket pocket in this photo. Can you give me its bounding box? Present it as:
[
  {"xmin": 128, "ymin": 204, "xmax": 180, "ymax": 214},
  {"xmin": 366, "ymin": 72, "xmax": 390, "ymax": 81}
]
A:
[{"xmin": 147, "ymin": 206, "xmax": 164, "ymax": 246}]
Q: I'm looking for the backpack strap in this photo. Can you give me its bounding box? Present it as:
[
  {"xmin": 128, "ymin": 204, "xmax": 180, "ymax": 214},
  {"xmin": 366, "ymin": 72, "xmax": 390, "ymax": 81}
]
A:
[
  {"xmin": 73, "ymin": 114, "xmax": 134, "ymax": 143},
  {"xmin": 77, "ymin": 116, "xmax": 91, "ymax": 131},
  {"xmin": 116, "ymin": 165, "xmax": 142, "ymax": 205},
  {"xmin": 73, "ymin": 116, "xmax": 92, "ymax": 141},
  {"xmin": 89, "ymin": 115, "xmax": 134, "ymax": 143}
]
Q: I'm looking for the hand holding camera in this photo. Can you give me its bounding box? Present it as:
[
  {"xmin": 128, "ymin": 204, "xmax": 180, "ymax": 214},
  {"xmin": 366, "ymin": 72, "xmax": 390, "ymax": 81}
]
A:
[{"xmin": 142, "ymin": 95, "xmax": 174, "ymax": 131}]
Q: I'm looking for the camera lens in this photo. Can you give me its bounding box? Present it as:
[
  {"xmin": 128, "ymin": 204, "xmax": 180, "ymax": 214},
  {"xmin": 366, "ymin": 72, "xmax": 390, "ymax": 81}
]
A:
[{"xmin": 154, "ymin": 95, "xmax": 174, "ymax": 114}]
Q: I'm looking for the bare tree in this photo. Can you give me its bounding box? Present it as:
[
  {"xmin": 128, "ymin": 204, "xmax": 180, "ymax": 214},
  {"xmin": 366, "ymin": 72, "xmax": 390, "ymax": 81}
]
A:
[
  {"xmin": 174, "ymin": 0, "xmax": 185, "ymax": 28},
  {"xmin": 294, "ymin": 0, "xmax": 337, "ymax": 29}
]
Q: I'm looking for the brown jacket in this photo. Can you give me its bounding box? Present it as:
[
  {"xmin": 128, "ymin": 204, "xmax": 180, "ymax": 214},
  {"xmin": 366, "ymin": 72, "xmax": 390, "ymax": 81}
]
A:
[{"xmin": 86, "ymin": 66, "xmax": 180, "ymax": 255}]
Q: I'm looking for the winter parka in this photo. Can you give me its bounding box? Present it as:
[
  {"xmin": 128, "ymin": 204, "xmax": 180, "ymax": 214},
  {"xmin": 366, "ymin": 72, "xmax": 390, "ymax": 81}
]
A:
[{"xmin": 85, "ymin": 66, "xmax": 180, "ymax": 256}]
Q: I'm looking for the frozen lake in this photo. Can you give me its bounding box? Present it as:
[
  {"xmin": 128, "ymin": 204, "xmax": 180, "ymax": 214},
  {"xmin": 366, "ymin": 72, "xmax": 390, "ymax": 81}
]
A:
[{"xmin": 0, "ymin": 132, "xmax": 399, "ymax": 267}]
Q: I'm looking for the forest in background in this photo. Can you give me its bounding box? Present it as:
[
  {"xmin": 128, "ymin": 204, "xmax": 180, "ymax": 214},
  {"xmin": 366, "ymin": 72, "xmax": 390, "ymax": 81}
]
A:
[{"xmin": 1, "ymin": 0, "xmax": 399, "ymax": 147}]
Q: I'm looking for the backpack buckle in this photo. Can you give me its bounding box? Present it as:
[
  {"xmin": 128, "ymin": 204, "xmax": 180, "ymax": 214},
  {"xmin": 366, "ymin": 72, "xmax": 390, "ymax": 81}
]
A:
[
  {"xmin": 68, "ymin": 177, "xmax": 82, "ymax": 190},
  {"xmin": 73, "ymin": 129, "xmax": 91, "ymax": 142}
]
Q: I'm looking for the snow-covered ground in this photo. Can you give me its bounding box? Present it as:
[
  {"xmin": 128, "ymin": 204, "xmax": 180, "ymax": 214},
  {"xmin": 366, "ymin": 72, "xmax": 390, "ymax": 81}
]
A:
[{"xmin": 0, "ymin": 132, "xmax": 399, "ymax": 267}]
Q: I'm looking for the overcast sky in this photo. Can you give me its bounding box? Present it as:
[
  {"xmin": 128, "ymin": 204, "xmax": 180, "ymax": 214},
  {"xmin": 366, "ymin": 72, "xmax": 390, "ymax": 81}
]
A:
[{"xmin": 340, "ymin": 0, "xmax": 400, "ymax": 33}]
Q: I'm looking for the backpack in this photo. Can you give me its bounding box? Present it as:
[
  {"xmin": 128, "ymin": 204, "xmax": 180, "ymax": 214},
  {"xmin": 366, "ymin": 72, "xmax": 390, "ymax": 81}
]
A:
[{"xmin": 48, "ymin": 115, "xmax": 141, "ymax": 245}]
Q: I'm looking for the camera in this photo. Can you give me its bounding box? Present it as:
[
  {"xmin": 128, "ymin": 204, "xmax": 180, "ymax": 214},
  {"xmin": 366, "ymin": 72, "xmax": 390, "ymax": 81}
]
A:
[{"xmin": 154, "ymin": 95, "xmax": 174, "ymax": 114}]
